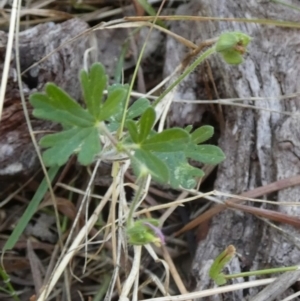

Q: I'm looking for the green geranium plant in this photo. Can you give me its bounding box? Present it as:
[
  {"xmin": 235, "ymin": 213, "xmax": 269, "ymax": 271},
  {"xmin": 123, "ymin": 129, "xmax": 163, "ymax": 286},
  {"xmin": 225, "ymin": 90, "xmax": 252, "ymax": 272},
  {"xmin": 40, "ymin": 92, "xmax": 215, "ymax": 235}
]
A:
[{"xmin": 29, "ymin": 31, "xmax": 251, "ymax": 246}]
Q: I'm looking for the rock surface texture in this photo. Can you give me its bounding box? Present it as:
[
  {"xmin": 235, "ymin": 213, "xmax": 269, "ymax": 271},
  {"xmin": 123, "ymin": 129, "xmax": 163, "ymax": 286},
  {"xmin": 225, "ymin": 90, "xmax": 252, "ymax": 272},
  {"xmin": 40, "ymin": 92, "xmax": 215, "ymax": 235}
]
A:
[
  {"xmin": 0, "ymin": 18, "xmax": 90, "ymax": 179},
  {"xmin": 163, "ymin": 1, "xmax": 300, "ymax": 300}
]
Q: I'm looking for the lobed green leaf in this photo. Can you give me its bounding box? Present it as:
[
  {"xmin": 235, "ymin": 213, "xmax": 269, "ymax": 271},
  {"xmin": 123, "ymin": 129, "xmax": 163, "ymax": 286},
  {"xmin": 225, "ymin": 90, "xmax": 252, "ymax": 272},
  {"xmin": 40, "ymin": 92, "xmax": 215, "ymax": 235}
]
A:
[
  {"xmin": 41, "ymin": 127, "xmax": 99, "ymax": 166},
  {"xmin": 185, "ymin": 144, "xmax": 226, "ymax": 165},
  {"xmin": 99, "ymin": 87, "xmax": 127, "ymax": 121},
  {"xmin": 30, "ymin": 85, "xmax": 94, "ymax": 127},
  {"xmin": 132, "ymin": 149, "xmax": 169, "ymax": 183},
  {"xmin": 141, "ymin": 128, "xmax": 190, "ymax": 152},
  {"xmin": 191, "ymin": 125, "xmax": 214, "ymax": 144},
  {"xmin": 107, "ymin": 96, "xmax": 150, "ymax": 132},
  {"xmin": 80, "ymin": 63, "xmax": 107, "ymax": 120},
  {"xmin": 138, "ymin": 107, "xmax": 156, "ymax": 142},
  {"xmin": 156, "ymin": 152, "xmax": 204, "ymax": 189},
  {"xmin": 126, "ymin": 120, "xmax": 139, "ymax": 144},
  {"xmin": 77, "ymin": 127, "xmax": 101, "ymax": 165},
  {"xmin": 39, "ymin": 128, "xmax": 79, "ymax": 147},
  {"xmin": 106, "ymin": 84, "xmax": 128, "ymax": 122},
  {"xmin": 127, "ymin": 98, "xmax": 151, "ymax": 120},
  {"xmin": 184, "ymin": 125, "xmax": 193, "ymax": 133}
]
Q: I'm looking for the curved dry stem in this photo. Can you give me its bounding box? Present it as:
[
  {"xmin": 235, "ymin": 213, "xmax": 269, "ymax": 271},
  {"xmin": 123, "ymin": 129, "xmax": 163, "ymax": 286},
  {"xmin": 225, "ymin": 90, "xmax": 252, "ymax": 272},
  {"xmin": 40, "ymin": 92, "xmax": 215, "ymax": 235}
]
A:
[
  {"xmin": 0, "ymin": 0, "xmax": 19, "ymax": 121},
  {"xmin": 119, "ymin": 245, "xmax": 142, "ymax": 301}
]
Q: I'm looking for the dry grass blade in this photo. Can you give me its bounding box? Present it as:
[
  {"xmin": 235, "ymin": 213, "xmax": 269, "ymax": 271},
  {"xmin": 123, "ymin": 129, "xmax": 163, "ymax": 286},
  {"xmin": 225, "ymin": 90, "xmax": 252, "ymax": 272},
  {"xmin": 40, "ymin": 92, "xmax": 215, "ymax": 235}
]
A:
[
  {"xmin": 250, "ymin": 270, "xmax": 300, "ymax": 301},
  {"xmin": 174, "ymin": 99, "xmax": 300, "ymax": 117},
  {"xmin": 139, "ymin": 278, "xmax": 283, "ymax": 301},
  {"xmin": 281, "ymin": 290, "xmax": 300, "ymax": 301},
  {"xmin": 143, "ymin": 268, "xmax": 169, "ymax": 297},
  {"xmin": 161, "ymin": 246, "xmax": 188, "ymax": 296},
  {"xmin": 0, "ymin": 0, "xmax": 18, "ymax": 121},
  {"xmin": 78, "ymin": 7, "xmax": 112, "ymax": 22},
  {"xmin": 227, "ymin": 202, "xmax": 300, "ymax": 228},
  {"xmin": 55, "ymin": 183, "xmax": 104, "ymax": 200},
  {"xmin": 18, "ymin": 8, "xmax": 73, "ymax": 18},
  {"xmin": 175, "ymin": 92, "xmax": 300, "ymax": 103},
  {"xmin": 135, "ymin": 192, "xmax": 213, "ymax": 216},
  {"xmin": 144, "ymin": 244, "xmax": 170, "ymax": 294},
  {"xmin": 175, "ymin": 175, "xmax": 300, "ymax": 236},
  {"xmin": 215, "ymin": 191, "xmax": 300, "ymax": 206},
  {"xmin": 36, "ymin": 182, "xmax": 115, "ymax": 301},
  {"xmin": 103, "ymin": 21, "xmax": 197, "ymax": 49},
  {"xmin": 125, "ymin": 15, "xmax": 300, "ymax": 28},
  {"xmin": 27, "ymin": 240, "xmax": 43, "ymax": 297},
  {"xmin": 28, "ymin": 0, "xmax": 55, "ymax": 9},
  {"xmin": 158, "ymin": 191, "xmax": 189, "ymax": 226},
  {"xmin": 119, "ymin": 245, "xmax": 142, "ymax": 301},
  {"xmin": 0, "ymin": 170, "xmax": 39, "ymax": 208}
]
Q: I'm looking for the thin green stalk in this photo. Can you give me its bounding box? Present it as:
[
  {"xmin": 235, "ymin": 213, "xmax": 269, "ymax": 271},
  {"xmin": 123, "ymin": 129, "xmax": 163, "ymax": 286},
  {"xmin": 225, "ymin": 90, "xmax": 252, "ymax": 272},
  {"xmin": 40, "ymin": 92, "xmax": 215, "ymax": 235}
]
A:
[
  {"xmin": 3, "ymin": 166, "xmax": 59, "ymax": 251},
  {"xmin": 224, "ymin": 265, "xmax": 299, "ymax": 280},
  {"xmin": 129, "ymin": 15, "xmax": 300, "ymax": 29},
  {"xmin": 0, "ymin": 266, "xmax": 20, "ymax": 301},
  {"xmin": 138, "ymin": 0, "xmax": 166, "ymax": 28},
  {"xmin": 92, "ymin": 274, "xmax": 111, "ymax": 301},
  {"xmin": 127, "ymin": 176, "xmax": 148, "ymax": 227},
  {"xmin": 270, "ymin": 0, "xmax": 300, "ymax": 12},
  {"xmin": 117, "ymin": 34, "xmax": 152, "ymax": 138},
  {"xmin": 114, "ymin": 41, "xmax": 129, "ymax": 84},
  {"xmin": 153, "ymin": 46, "xmax": 216, "ymax": 106},
  {"xmin": 118, "ymin": 1, "xmax": 165, "ymax": 138}
]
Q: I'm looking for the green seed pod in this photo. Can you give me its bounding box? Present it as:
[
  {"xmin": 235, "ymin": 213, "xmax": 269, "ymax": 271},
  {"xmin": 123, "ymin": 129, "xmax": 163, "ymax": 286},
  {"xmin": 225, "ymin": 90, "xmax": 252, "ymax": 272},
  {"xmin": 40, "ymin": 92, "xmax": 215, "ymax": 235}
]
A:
[
  {"xmin": 216, "ymin": 32, "xmax": 239, "ymax": 52},
  {"xmin": 216, "ymin": 32, "xmax": 251, "ymax": 53},
  {"xmin": 234, "ymin": 32, "xmax": 251, "ymax": 47},
  {"xmin": 127, "ymin": 218, "xmax": 163, "ymax": 246},
  {"xmin": 216, "ymin": 31, "xmax": 251, "ymax": 65},
  {"xmin": 209, "ymin": 245, "xmax": 236, "ymax": 285},
  {"xmin": 127, "ymin": 226, "xmax": 158, "ymax": 245},
  {"xmin": 221, "ymin": 50, "xmax": 244, "ymax": 65}
]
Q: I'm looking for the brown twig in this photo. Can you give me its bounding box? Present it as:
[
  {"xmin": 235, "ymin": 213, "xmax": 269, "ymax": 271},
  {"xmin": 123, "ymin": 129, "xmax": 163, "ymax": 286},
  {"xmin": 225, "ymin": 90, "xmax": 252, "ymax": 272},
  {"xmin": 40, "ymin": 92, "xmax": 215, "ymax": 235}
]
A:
[
  {"xmin": 161, "ymin": 245, "xmax": 189, "ymax": 295},
  {"xmin": 181, "ymin": 38, "xmax": 217, "ymax": 70},
  {"xmin": 175, "ymin": 175, "xmax": 300, "ymax": 236}
]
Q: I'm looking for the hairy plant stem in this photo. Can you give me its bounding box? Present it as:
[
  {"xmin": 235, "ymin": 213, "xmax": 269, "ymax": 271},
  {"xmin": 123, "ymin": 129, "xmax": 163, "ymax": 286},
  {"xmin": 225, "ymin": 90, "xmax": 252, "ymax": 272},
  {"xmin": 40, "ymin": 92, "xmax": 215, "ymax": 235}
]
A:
[
  {"xmin": 153, "ymin": 46, "xmax": 216, "ymax": 106},
  {"xmin": 224, "ymin": 265, "xmax": 299, "ymax": 280},
  {"xmin": 0, "ymin": 266, "xmax": 19, "ymax": 301},
  {"xmin": 127, "ymin": 175, "xmax": 148, "ymax": 228}
]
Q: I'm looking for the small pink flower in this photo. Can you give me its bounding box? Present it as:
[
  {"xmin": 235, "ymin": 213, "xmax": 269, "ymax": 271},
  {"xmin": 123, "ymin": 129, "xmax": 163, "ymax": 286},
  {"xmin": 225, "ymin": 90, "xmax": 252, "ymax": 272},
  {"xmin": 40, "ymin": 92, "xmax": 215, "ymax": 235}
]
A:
[{"xmin": 142, "ymin": 222, "xmax": 165, "ymax": 245}]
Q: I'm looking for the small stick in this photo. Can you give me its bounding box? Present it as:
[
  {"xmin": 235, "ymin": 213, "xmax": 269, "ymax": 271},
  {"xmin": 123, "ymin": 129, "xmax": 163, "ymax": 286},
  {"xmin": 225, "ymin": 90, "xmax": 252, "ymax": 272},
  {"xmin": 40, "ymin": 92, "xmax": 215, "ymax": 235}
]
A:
[
  {"xmin": 161, "ymin": 245, "xmax": 189, "ymax": 296},
  {"xmin": 250, "ymin": 269, "xmax": 300, "ymax": 301},
  {"xmin": 175, "ymin": 175, "xmax": 300, "ymax": 236}
]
